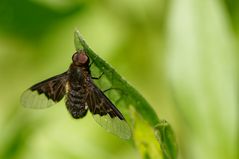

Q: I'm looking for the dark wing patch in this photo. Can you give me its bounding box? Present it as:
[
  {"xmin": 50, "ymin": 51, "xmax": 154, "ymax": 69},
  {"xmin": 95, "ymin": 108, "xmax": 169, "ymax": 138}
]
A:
[
  {"xmin": 21, "ymin": 72, "xmax": 68, "ymax": 109},
  {"xmin": 86, "ymin": 83, "xmax": 124, "ymax": 119},
  {"xmin": 86, "ymin": 83, "xmax": 131, "ymax": 139}
]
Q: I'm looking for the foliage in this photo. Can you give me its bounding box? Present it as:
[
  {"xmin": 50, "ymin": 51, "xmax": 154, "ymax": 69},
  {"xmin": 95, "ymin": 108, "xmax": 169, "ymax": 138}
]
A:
[
  {"xmin": 74, "ymin": 30, "xmax": 177, "ymax": 159},
  {"xmin": 0, "ymin": 0, "xmax": 238, "ymax": 159}
]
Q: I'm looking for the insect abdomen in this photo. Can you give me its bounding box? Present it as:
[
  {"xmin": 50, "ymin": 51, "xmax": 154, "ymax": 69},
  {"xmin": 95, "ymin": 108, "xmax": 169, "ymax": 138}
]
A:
[{"xmin": 66, "ymin": 83, "xmax": 87, "ymax": 119}]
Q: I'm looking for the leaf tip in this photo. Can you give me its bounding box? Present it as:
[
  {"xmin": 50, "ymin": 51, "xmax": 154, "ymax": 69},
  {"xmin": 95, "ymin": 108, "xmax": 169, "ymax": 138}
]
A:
[{"xmin": 74, "ymin": 29, "xmax": 88, "ymax": 51}]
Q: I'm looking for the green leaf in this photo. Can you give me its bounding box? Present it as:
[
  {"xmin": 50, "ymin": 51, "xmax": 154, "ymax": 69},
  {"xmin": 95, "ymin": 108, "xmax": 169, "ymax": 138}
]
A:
[
  {"xmin": 74, "ymin": 30, "xmax": 178, "ymax": 159},
  {"xmin": 155, "ymin": 120, "xmax": 178, "ymax": 159}
]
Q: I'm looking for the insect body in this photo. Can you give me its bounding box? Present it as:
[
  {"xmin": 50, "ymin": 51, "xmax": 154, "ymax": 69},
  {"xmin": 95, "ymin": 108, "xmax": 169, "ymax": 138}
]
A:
[
  {"xmin": 21, "ymin": 50, "xmax": 131, "ymax": 139},
  {"xmin": 66, "ymin": 53, "xmax": 90, "ymax": 119}
]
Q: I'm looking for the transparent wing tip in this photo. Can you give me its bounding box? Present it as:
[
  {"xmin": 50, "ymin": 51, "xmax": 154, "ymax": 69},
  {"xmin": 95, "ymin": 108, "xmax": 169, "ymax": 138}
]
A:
[
  {"xmin": 93, "ymin": 114, "xmax": 132, "ymax": 140},
  {"xmin": 20, "ymin": 89, "xmax": 55, "ymax": 109}
]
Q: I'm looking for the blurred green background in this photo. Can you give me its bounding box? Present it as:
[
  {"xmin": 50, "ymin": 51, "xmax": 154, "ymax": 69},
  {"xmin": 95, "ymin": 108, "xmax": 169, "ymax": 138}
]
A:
[{"xmin": 0, "ymin": 0, "xmax": 238, "ymax": 159}]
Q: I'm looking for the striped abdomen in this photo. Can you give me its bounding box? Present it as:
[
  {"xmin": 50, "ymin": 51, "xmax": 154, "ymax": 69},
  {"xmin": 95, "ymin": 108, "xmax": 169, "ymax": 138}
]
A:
[{"xmin": 66, "ymin": 82, "xmax": 88, "ymax": 119}]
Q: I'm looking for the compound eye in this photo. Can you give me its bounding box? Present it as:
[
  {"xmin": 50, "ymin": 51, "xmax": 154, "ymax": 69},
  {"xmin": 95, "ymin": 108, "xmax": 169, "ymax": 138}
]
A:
[{"xmin": 72, "ymin": 52, "xmax": 89, "ymax": 66}]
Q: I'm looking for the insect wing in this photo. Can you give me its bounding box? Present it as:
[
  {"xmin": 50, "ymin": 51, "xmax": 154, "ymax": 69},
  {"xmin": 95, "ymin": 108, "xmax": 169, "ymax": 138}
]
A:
[
  {"xmin": 21, "ymin": 72, "xmax": 68, "ymax": 109},
  {"xmin": 86, "ymin": 83, "xmax": 131, "ymax": 139}
]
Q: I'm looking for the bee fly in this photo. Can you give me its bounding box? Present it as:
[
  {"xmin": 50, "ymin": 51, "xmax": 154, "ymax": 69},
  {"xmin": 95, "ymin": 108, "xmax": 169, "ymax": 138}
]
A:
[{"xmin": 21, "ymin": 50, "xmax": 131, "ymax": 139}]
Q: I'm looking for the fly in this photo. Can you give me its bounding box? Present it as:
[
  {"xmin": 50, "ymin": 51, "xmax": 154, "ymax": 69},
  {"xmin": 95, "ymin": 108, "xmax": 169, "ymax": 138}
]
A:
[{"xmin": 20, "ymin": 50, "xmax": 131, "ymax": 139}]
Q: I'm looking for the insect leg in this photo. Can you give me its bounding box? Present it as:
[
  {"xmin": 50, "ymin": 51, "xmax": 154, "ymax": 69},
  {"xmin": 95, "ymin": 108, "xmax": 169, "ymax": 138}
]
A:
[
  {"xmin": 92, "ymin": 72, "xmax": 104, "ymax": 80},
  {"xmin": 103, "ymin": 87, "xmax": 117, "ymax": 93},
  {"xmin": 89, "ymin": 61, "xmax": 94, "ymax": 68},
  {"xmin": 103, "ymin": 87, "xmax": 126, "ymax": 94},
  {"xmin": 103, "ymin": 87, "xmax": 126, "ymax": 105},
  {"xmin": 89, "ymin": 56, "xmax": 98, "ymax": 68}
]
